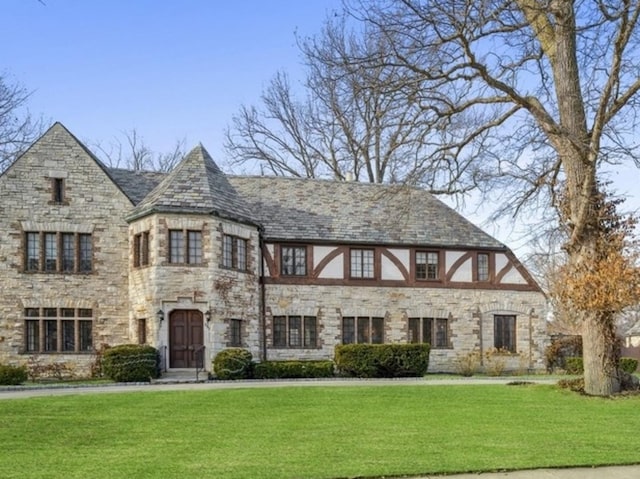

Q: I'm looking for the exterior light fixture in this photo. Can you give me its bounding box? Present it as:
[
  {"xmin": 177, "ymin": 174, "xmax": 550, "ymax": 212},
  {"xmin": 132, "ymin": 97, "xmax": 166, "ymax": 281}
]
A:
[
  {"xmin": 157, "ymin": 309, "xmax": 165, "ymax": 322},
  {"xmin": 205, "ymin": 310, "xmax": 212, "ymax": 322}
]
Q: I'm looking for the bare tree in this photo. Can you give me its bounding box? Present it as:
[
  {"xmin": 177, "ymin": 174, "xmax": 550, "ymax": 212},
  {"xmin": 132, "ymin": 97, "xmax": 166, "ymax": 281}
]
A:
[
  {"xmin": 344, "ymin": 0, "xmax": 640, "ymax": 395},
  {"xmin": 94, "ymin": 128, "xmax": 185, "ymax": 173},
  {"xmin": 224, "ymin": 18, "xmax": 481, "ymax": 194},
  {"xmin": 0, "ymin": 74, "xmax": 45, "ymax": 172}
]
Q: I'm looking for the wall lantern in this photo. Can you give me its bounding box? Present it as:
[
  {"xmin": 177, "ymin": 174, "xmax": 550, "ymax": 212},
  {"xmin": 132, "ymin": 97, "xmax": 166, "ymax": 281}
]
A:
[
  {"xmin": 157, "ymin": 309, "xmax": 165, "ymax": 322},
  {"xmin": 205, "ymin": 310, "xmax": 212, "ymax": 322}
]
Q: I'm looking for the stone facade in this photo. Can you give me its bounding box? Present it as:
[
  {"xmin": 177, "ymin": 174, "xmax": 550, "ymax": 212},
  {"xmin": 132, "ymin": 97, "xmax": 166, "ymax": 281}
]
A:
[{"xmin": 0, "ymin": 123, "xmax": 549, "ymax": 377}]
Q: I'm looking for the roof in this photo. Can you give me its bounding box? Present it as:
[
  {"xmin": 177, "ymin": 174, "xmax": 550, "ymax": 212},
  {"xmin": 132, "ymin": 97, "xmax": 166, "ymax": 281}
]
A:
[
  {"xmin": 125, "ymin": 144, "xmax": 255, "ymax": 223},
  {"xmin": 228, "ymin": 176, "xmax": 505, "ymax": 249},
  {"xmin": 109, "ymin": 167, "xmax": 504, "ymax": 249}
]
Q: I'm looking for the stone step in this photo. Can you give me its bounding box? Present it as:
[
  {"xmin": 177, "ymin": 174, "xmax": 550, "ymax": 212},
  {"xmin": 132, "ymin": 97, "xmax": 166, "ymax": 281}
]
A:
[{"xmin": 153, "ymin": 369, "xmax": 209, "ymax": 383}]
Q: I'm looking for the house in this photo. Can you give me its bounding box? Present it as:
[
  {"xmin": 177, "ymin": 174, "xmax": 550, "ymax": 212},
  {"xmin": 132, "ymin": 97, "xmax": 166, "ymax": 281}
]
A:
[{"xmin": 0, "ymin": 123, "xmax": 548, "ymax": 376}]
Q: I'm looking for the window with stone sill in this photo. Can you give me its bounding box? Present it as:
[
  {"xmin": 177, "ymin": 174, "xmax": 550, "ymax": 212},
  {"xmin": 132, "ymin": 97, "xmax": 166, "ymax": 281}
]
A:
[
  {"xmin": 24, "ymin": 307, "xmax": 93, "ymax": 354},
  {"xmin": 342, "ymin": 316, "xmax": 384, "ymax": 344},
  {"xmin": 228, "ymin": 318, "xmax": 243, "ymax": 347},
  {"xmin": 494, "ymin": 315, "xmax": 516, "ymax": 353},
  {"xmin": 51, "ymin": 178, "xmax": 66, "ymax": 204},
  {"xmin": 477, "ymin": 253, "xmax": 490, "ymax": 281},
  {"xmin": 222, "ymin": 234, "xmax": 248, "ymax": 271},
  {"xmin": 24, "ymin": 231, "xmax": 92, "ymax": 274},
  {"xmin": 272, "ymin": 315, "xmax": 317, "ymax": 348},
  {"xmin": 168, "ymin": 229, "xmax": 202, "ymax": 264},
  {"xmin": 408, "ymin": 317, "xmax": 449, "ymax": 348},
  {"xmin": 133, "ymin": 232, "xmax": 150, "ymax": 267}
]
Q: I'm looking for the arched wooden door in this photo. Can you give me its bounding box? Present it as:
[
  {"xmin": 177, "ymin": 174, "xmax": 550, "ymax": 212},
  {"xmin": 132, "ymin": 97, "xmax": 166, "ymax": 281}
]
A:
[{"xmin": 169, "ymin": 310, "xmax": 204, "ymax": 368}]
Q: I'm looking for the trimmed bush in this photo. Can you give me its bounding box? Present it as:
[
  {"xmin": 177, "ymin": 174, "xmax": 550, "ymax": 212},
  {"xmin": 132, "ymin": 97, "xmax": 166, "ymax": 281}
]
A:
[
  {"xmin": 334, "ymin": 344, "xmax": 430, "ymax": 378},
  {"xmin": 102, "ymin": 344, "xmax": 160, "ymax": 382},
  {"xmin": 0, "ymin": 364, "xmax": 28, "ymax": 385},
  {"xmin": 565, "ymin": 356, "xmax": 584, "ymax": 374},
  {"xmin": 619, "ymin": 357, "xmax": 638, "ymax": 374},
  {"xmin": 254, "ymin": 360, "xmax": 334, "ymax": 379},
  {"xmin": 213, "ymin": 348, "xmax": 254, "ymax": 380}
]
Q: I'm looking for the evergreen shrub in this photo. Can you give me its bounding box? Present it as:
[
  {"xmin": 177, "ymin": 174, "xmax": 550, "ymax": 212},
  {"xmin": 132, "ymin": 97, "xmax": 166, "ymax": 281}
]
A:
[
  {"xmin": 254, "ymin": 360, "xmax": 334, "ymax": 379},
  {"xmin": 334, "ymin": 344, "xmax": 430, "ymax": 378},
  {"xmin": 102, "ymin": 344, "xmax": 160, "ymax": 382},
  {"xmin": 0, "ymin": 364, "xmax": 28, "ymax": 385},
  {"xmin": 213, "ymin": 348, "xmax": 254, "ymax": 380}
]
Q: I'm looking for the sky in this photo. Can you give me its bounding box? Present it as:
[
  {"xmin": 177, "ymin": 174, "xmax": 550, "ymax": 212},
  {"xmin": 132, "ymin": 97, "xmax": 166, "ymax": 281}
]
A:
[
  {"xmin": 3, "ymin": 0, "xmax": 343, "ymax": 160},
  {"xmin": 3, "ymin": 0, "xmax": 640, "ymax": 257}
]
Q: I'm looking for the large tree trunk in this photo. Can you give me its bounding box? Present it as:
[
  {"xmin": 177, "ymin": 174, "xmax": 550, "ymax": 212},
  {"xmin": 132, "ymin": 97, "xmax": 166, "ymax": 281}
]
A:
[{"xmin": 582, "ymin": 311, "xmax": 620, "ymax": 395}]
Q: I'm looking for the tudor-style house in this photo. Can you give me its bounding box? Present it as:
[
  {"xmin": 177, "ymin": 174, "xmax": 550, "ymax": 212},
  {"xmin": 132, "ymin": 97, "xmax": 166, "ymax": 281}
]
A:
[{"xmin": 0, "ymin": 123, "xmax": 548, "ymax": 375}]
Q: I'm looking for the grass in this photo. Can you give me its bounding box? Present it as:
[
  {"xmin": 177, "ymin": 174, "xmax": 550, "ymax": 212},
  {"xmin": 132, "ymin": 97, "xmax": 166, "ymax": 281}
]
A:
[{"xmin": 1, "ymin": 384, "xmax": 640, "ymax": 478}]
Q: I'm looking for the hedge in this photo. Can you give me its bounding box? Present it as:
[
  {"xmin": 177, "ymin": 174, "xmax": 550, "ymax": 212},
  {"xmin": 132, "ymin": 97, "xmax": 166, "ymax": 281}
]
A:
[
  {"xmin": 564, "ymin": 356, "xmax": 638, "ymax": 375},
  {"xmin": 213, "ymin": 348, "xmax": 254, "ymax": 380},
  {"xmin": 0, "ymin": 364, "xmax": 28, "ymax": 385},
  {"xmin": 620, "ymin": 357, "xmax": 638, "ymax": 373},
  {"xmin": 254, "ymin": 360, "xmax": 334, "ymax": 379},
  {"xmin": 102, "ymin": 344, "xmax": 160, "ymax": 382},
  {"xmin": 334, "ymin": 344, "xmax": 430, "ymax": 378}
]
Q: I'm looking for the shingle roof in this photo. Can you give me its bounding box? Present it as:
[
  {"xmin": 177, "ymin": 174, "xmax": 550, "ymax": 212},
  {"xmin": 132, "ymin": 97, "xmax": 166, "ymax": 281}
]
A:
[
  {"xmin": 109, "ymin": 166, "xmax": 504, "ymax": 249},
  {"xmin": 228, "ymin": 176, "xmax": 505, "ymax": 249},
  {"xmin": 125, "ymin": 145, "xmax": 255, "ymax": 223}
]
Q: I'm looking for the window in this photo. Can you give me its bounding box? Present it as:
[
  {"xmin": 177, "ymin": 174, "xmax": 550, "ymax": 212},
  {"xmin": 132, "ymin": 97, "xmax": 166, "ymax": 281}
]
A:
[
  {"xmin": 494, "ymin": 315, "xmax": 516, "ymax": 353},
  {"xmin": 52, "ymin": 178, "xmax": 65, "ymax": 203},
  {"xmin": 408, "ymin": 317, "xmax": 449, "ymax": 348},
  {"xmin": 342, "ymin": 316, "xmax": 384, "ymax": 344},
  {"xmin": 416, "ymin": 251, "xmax": 439, "ymax": 280},
  {"xmin": 24, "ymin": 308, "xmax": 93, "ymax": 353},
  {"xmin": 169, "ymin": 229, "xmax": 202, "ymax": 264},
  {"xmin": 24, "ymin": 232, "xmax": 93, "ymax": 273},
  {"xmin": 137, "ymin": 318, "xmax": 147, "ymax": 345},
  {"xmin": 477, "ymin": 253, "xmax": 490, "ymax": 281},
  {"xmin": 133, "ymin": 232, "xmax": 150, "ymax": 267},
  {"xmin": 272, "ymin": 315, "xmax": 317, "ymax": 348},
  {"xmin": 281, "ymin": 246, "xmax": 306, "ymax": 276},
  {"xmin": 222, "ymin": 234, "xmax": 248, "ymax": 271},
  {"xmin": 229, "ymin": 319, "xmax": 243, "ymax": 347},
  {"xmin": 350, "ymin": 249, "xmax": 375, "ymax": 279}
]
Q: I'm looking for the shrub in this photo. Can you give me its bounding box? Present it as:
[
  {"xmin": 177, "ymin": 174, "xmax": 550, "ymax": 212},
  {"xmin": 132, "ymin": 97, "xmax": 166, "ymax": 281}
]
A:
[
  {"xmin": 334, "ymin": 344, "xmax": 430, "ymax": 378},
  {"xmin": 619, "ymin": 357, "xmax": 638, "ymax": 374},
  {"xmin": 102, "ymin": 344, "xmax": 159, "ymax": 382},
  {"xmin": 213, "ymin": 348, "xmax": 254, "ymax": 380},
  {"xmin": 565, "ymin": 356, "xmax": 584, "ymax": 374},
  {"xmin": 545, "ymin": 335, "xmax": 582, "ymax": 372},
  {"xmin": 254, "ymin": 360, "xmax": 334, "ymax": 379},
  {"xmin": 0, "ymin": 364, "xmax": 28, "ymax": 385},
  {"xmin": 484, "ymin": 348, "xmax": 510, "ymax": 376},
  {"xmin": 454, "ymin": 350, "xmax": 481, "ymax": 377},
  {"xmin": 558, "ymin": 377, "xmax": 585, "ymax": 394}
]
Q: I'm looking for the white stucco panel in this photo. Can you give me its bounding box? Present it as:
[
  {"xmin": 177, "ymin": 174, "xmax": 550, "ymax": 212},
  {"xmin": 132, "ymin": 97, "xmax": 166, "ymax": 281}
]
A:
[
  {"xmin": 495, "ymin": 253, "xmax": 509, "ymax": 271},
  {"xmin": 387, "ymin": 249, "xmax": 409, "ymax": 269},
  {"xmin": 317, "ymin": 254, "xmax": 343, "ymax": 279},
  {"xmin": 381, "ymin": 254, "xmax": 404, "ymax": 280},
  {"xmin": 500, "ymin": 267, "xmax": 528, "ymax": 284},
  {"xmin": 314, "ymin": 246, "xmax": 338, "ymax": 268},
  {"xmin": 447, "ymin": 251, "xmax": 472, "ymax": 282}
]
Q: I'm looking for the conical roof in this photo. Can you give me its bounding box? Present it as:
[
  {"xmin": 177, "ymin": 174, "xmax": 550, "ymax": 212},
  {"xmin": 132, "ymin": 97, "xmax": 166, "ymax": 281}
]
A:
[{"xmin": 127, "ymin": 144, "xmax": 254, "ymax": 223}]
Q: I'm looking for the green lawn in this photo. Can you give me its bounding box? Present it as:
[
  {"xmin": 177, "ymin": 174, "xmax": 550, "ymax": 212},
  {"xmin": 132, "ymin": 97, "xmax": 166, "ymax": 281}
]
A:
[{"xmin": 1, "ymin": 384, "xmax": 639, "ymax": 479}]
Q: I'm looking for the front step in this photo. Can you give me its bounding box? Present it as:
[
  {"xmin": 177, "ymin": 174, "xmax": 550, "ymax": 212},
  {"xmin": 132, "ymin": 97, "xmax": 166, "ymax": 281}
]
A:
[{"xmin": 153, "ymin": 369, "xmax": 209, "ymax": 384}]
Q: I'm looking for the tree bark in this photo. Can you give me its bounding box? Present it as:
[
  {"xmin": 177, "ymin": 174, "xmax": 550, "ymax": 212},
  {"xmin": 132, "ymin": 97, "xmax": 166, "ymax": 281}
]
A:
[{"xmin": 582, "ymin": 310, "xmax": 620, "ymax": 395}]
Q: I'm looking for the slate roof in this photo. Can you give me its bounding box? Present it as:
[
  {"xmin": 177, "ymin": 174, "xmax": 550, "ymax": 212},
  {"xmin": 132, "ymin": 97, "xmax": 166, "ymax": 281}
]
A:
[
  {"xmin": 109, "ymin": 165, "xmax": 504, "ymax": 249},
  {"xmin": 125, "ymin": 145, "xmax": 255, "ymax": 223},
  {"xmin": 228, "ymin": 176, "xmax": 506, "ymax": 249}
]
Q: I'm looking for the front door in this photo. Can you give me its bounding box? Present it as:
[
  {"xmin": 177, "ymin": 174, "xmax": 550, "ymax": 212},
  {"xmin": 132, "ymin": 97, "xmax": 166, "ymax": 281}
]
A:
[{"xmin": 169, "ymin": 310, "xmax": 204, "ymax": 368}]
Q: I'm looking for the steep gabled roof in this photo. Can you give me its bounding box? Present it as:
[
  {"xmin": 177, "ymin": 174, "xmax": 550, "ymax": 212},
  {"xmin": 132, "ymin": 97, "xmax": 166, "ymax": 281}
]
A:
[
  {"xmin": 126, "ymin": 144, "xmax": 254, "ymax": 223},
  {"xmin": 228, "ymin": 176, "xmax": 505, "ymax": 249},
  {"xmin": 1, "ymin": 122, "xmax": 136, "ymax": 205}
]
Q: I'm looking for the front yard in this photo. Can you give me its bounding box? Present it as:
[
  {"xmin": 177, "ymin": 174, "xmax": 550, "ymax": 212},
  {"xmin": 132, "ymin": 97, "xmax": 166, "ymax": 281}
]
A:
[{"xmin": 1, "ymin": 383, "xmax": 639, "ymax": 478}]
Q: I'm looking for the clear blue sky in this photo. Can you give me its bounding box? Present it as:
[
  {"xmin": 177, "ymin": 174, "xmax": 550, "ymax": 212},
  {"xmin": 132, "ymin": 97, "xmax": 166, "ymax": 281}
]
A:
[{"xmin": 3, "ymin": 0, "xmax": 342, "ymax": 164}]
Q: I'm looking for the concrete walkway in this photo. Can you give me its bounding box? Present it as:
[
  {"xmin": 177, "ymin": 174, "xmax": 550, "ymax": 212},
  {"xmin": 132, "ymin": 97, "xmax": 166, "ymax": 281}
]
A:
[{"xmin": 2, "ymin": 377, "xmax": 639, "ymax": 479}]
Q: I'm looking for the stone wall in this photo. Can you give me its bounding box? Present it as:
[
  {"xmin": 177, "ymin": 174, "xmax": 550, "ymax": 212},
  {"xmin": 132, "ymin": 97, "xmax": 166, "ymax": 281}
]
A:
[
  {"xmin": 0, "ymin": 124, "xmax": 133, "ymax": 375},
  {"xmin": 263, "ymin": 284, "xmax": 548, "ymax": 372}
]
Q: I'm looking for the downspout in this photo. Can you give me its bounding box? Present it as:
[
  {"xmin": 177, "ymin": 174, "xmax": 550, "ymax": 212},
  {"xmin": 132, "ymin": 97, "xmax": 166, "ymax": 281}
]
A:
[{"xmin": 259, "ymin": 227, "xmax": 267, "ymax": 361}]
